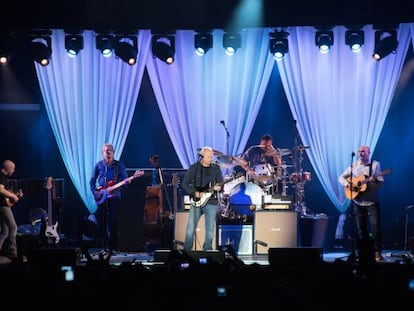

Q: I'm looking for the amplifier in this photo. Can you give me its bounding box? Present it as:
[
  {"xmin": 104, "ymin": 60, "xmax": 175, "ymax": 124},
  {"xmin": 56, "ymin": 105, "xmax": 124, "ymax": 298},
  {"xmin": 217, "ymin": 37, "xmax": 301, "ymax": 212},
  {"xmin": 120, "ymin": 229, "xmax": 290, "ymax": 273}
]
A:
[
  {"xmin": 254, "ymin": 210, "xmax": 297, "ymax": 254},
  {"xmin": 174, "ymin": 211, "xmax": 216, "ymax": 250},
  {"xmin": 264, "ymin": 203, "xmax": 291, "ymax": 210}
]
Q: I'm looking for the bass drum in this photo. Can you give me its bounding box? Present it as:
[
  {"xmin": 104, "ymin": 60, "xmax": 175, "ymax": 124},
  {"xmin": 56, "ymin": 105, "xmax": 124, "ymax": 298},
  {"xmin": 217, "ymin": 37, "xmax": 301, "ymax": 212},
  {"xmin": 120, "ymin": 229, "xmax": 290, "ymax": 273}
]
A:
[
  {"xmin": 222, "ymin": 175, "xmax": 246, "ymax": 196},
  {"xmin": 229, "ymin": 182, "xmax": 265, "ymax": 212}
]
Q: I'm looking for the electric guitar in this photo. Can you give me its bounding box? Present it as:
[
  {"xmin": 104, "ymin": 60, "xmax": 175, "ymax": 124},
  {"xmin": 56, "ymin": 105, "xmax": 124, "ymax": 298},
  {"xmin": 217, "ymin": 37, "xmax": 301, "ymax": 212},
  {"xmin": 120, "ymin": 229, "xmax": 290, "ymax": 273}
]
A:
[
  {"xmin": 44, "ymin": 176, "xmax": 59, "ymax": 244},
  {"xmin": 344, "ymin": 168, "xmax": 391, "ymax": 200},
  {"xmin": 190, "ymin": 175, "xmax": 241, "ymax": 208},
  {"xmin": 94, "ymin": 170, "xmax": 144, "ymax": 204},
  {"xmin": 5, "ymin": 189, "xmax": 23, "ymax": 207}
]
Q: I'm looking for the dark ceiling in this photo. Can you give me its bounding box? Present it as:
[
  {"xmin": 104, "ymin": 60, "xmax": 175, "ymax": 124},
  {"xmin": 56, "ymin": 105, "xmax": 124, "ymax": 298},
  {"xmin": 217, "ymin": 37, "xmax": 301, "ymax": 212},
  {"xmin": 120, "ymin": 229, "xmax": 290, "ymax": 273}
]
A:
[{"xmin": 2, "ymin": 0, "xmax": 414, "ymax": 32}]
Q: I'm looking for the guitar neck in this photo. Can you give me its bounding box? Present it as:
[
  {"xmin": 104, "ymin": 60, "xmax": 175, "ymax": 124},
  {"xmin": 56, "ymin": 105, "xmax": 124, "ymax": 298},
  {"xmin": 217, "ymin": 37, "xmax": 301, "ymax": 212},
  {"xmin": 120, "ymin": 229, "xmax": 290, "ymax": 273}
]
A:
[
  {"xmin": 107, "ymin": 171, "xmax": 143, "ymax": 193},
  {"xmin": 47, "ymin": 189, "xmax": 53, "ymax": 226}
]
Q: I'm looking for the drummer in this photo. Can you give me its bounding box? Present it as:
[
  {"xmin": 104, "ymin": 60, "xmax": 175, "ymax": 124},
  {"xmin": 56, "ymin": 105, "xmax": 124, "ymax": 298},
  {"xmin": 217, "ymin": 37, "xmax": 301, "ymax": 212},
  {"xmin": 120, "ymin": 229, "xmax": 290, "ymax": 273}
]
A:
[{"xmin": 239, "ymin": 134, "xmax": 282, "ymax": 180}]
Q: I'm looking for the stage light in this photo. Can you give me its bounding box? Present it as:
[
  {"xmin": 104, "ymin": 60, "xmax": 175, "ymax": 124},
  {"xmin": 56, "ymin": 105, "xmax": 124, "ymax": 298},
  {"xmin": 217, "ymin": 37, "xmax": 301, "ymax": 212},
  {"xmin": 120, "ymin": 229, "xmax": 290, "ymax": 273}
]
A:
[
  {"xmin": 194, "ymin": 32, "xmax": 212, "ymax": 56},
  {"xmin": 114, "ymin": 35, "xmax": 138, "ymax": 65},
  {"xmin": 269, "ymin": 30, "xmax": 289, "ymax": 61},
  {"xmin": 152, "ymin": 35, "xmax": 175, "ymax": 64},
  {"xmin": 315, "ymin": 30, "xmax": 333, "ymax": 54},
  {"xmin": 373, "ymin": 29, "xmax": 398, "ymax": 61},
  {"xmin": 345, "ymin": 29, "xmax": 364, "ymax": 53},
  {"xmin": 65, "ymin": 34, "xmax": 83, "ymax": 57},
  {"xmin": 96, "ymin": 34, "xmax": 114, "ymax": 57},
  {"xmin": 29, "ymin": 36, "xmax": 51, "ymax": 66},
  {"xmin": 222, "ymin": 32, "xmax": 241, "ymax": 56},
  {"xmin": 0, "ymin": 34, "xmax": 11, "ymax": 65}
]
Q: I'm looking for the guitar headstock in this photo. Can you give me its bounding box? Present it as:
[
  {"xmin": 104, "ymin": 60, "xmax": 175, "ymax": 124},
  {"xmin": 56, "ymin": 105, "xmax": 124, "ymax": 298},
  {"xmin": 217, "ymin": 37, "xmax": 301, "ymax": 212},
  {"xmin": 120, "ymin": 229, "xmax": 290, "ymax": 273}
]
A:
[
  {"xmin": 16, "ymin": 189, "xmax": 23, "ymax": 198},
  {"xmin": 44, "ymin": 176, "xmax": 53, "ymax": 190}
]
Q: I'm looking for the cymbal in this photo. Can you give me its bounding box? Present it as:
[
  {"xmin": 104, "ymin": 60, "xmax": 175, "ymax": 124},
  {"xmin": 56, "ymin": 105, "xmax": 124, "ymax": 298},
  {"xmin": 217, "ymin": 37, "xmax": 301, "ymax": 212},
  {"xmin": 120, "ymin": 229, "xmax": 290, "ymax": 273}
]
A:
[
  {"xmin": 264, "ymin": 148, "xmax": 292, "ymax": 157},
  {"xmin": 274, "ymin": 164, "xmax": 294, "ymax": 168},
  {"xmin": 293, "ymin": 145, "xmax": 310, "ymax": 151},
  {"xmin": 197, "ymin": 148, "xmax": 224, "ymax": 156},
  {"xmin": 217, "ymin": 155, "xmax": 247, "ymax": 167}
]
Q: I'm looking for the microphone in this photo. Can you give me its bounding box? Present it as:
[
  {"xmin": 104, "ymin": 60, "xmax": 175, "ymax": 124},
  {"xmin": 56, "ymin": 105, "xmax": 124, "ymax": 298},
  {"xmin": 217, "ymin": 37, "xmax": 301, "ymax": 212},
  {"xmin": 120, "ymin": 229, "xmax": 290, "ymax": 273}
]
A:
[
  {"xmin": 220, "ymin": 120, "xmax": 230, "ymax": 137},
  {"xmin": 351, "ymin": 151, "xmax": 355, "ymax": 157}
]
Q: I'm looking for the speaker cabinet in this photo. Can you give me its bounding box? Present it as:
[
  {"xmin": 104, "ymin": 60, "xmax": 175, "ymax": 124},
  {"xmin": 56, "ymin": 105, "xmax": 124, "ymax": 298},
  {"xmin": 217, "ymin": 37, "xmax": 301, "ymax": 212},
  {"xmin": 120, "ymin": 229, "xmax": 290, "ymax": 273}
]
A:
[
  {"xmin": 174, "ymin": 211, "xmax": 216, "ymax": 250},
  {"xmin": 254, "ymin": 210, "xmax": 297, "ymax": 254}
]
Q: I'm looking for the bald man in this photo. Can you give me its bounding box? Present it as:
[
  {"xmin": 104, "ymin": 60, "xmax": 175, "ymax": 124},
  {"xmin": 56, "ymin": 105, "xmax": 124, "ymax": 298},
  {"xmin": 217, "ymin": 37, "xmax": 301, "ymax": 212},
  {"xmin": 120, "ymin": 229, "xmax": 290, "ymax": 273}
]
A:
[{"xmin": 0, "ymin": 160, "xmax": 20, "ymax": 259}]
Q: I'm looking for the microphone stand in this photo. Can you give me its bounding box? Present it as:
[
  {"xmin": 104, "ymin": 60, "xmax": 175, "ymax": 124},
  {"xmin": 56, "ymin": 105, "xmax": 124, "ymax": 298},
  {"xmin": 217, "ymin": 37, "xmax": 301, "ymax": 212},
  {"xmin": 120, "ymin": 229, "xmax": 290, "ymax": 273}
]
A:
[
  {"xmin": 392, "ymin": 205, "xmax": 414, "ymax": 261},
  {"xmin": 220, "ymin": 120, "xmax": 230, "ymax": 156},
  {"xmin": 347, "ymin": 151, "xmax": 357, "ymax": 264}
]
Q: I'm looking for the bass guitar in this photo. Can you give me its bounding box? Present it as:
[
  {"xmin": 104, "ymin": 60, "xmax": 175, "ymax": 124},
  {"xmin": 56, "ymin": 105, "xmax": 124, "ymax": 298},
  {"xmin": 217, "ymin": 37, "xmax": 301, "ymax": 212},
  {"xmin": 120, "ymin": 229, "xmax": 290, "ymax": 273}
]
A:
[
  {"xmin": 344, "ymin": 168, "xmax": 391, "ymax": 200},
  {"xmin": 190, "ymin": 175, "xmax": 241, "ymax": 208},
  {"xmin": 44, "ymin": 176, "xmax": 59, "ymax": 244},
  {"xmin": 5, "ymin": 189, "xmax": 23, "ymax": 207},
  {"xmin": 94, "ymin": 170, "xmax": 144, "ymax": 204}
]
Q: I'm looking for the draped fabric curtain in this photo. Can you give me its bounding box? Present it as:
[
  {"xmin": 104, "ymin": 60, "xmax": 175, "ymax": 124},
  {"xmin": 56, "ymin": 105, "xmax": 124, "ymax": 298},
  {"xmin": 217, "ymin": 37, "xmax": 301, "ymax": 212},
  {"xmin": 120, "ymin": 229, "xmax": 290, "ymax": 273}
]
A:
[
  {"xmin": 277, "ymin": 24, "xmax": 412, "ymax": 214},
  {"xmin": 35, "ymin": 29, "xmax": 152, "ymax": 213},
  {"xmin": 146, "ymin": 28, "xmax": 275, "ymax": 169}
]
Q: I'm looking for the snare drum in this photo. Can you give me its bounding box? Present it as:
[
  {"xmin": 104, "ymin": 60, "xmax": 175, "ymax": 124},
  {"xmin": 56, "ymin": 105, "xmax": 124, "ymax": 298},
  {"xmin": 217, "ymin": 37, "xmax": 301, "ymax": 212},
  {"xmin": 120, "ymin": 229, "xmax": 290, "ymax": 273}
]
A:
[
  {"xmin": 253, "ymin": 164, "xmax": 273, "ymax": 186},
  {"xmin": 303, "ymin": 171, "xmax": 311, "ymax": 182}
]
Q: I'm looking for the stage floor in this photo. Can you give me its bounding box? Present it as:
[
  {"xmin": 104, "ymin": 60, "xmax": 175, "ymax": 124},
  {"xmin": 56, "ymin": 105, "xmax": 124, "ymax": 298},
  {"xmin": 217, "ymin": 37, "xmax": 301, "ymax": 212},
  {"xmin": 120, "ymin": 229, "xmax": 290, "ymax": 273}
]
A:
[{"xmin": 82, "ymin": 248, "xmax": 414, "ymax": 266}]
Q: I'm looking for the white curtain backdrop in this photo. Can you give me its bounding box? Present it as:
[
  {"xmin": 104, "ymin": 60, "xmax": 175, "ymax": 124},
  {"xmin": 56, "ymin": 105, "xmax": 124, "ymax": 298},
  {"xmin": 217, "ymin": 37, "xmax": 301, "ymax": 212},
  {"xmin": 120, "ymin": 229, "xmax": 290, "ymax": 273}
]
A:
[
  {"xmin": 33, "ymin": 24, "xmax": 413, "ymax": 217},
  {"xmin": 277, "ymin": 24, "xmax": 412, "ymax": 214},
  {"xmin": 146, "ymin": 28, "xmax": 275, "ymax": 169},
  {"xmin": 35, "ymin": 29, "xmax": 152, "ymax": 213}
]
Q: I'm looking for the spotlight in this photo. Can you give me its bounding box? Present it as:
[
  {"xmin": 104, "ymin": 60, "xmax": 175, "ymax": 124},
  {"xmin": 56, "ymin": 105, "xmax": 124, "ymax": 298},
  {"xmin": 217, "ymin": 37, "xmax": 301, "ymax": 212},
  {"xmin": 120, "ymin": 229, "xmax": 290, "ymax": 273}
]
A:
[
  {"xmin": 65, "ymin": 34, "xmax": 83, "ymax": 57},
  {"xmin": 222, "ymin": 32, "xmax": 241, "ymax": 56},
  {"xmin": 315, "ymin": 30, "xmax": 333, "ymax": 54},
  {"xmin": 373, "ymin": 29, "xmax": 398, "ymax": 61},
  {"xmin": 152, "ymin": 35, "xmax": 175, "ymax": 64},
  {"xmin": 96, "ymin": 34, "xmax": 114, "ymax": 57},
  {"xmin": 345, "ymin": 29, "xmax": 364, "ymax": 53},
  {"xmin": 0, "ymin": 34, "xmax": 11, "ymax": 65},
  {"xmin": 29, "ymin": 36, "xmax": 51, "ymax": 66},
  {"xmin": 114, "ymin": 35, "xmax": 138, "ymax": 65},
  {"xmin": 269, "ymin": 30, "xmax": 289, "ymax": 61},
  {"xmin": 194, "ymin": 32, "xmax": 212, "ymax": 56}
]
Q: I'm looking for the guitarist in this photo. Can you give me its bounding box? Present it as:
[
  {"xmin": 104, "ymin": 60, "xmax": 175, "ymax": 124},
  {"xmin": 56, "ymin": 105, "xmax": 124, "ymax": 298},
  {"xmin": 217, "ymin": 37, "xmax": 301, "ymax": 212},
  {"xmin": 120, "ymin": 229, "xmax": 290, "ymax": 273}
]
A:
[
  {"xmin": 181, "ymin": 146, "xmax": 224, "ymax": 251},
  {"xmin": 338, "ymin": 145, "xmax": 385, "ymax": 262},
  {"xmin": 0, "ymin": 160, "xmax": 20, "ymax": 259},
  {"xmin": 89, "ymin": 143, "xmax": 129, "ymax": 255}
]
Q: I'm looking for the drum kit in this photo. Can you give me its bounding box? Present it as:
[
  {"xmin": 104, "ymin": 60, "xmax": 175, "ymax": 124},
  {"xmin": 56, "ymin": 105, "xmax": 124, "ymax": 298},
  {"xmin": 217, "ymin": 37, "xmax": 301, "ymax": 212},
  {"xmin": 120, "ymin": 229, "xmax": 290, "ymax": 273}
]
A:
[{"xmin": 203, "ymin": 144, "xmax": 312, "ymax": 220}]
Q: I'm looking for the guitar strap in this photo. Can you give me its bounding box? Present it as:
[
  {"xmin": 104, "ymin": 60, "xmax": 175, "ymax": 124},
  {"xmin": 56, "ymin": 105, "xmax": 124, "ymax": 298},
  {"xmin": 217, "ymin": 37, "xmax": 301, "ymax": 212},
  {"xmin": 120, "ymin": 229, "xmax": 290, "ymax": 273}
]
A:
[
  {"xmin": 114, "ymin": 160, "xmax": 119, "ymax": 182},
  {"xmin": 369, "ymin": 160, "xmax": 373, "ymax": 177}
]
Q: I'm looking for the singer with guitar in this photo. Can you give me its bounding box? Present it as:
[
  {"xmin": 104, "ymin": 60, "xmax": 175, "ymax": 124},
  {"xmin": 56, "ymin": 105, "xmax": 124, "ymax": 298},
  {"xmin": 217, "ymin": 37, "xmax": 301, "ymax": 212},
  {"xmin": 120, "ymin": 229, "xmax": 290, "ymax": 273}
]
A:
[
  {"xmin": 0, "ymin": 160, "xmax": 21, "ymax": 259},
  {"xmin": 338, "ymin": 145, "xmax": 387, "ymax": 262},
  {"xmin": 90, "ymin": 143, "xmax": 139, "ymax": 255},
  {"xmin": 181, "ymin": 146, "xmax": 224, "ymax": 251}
]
